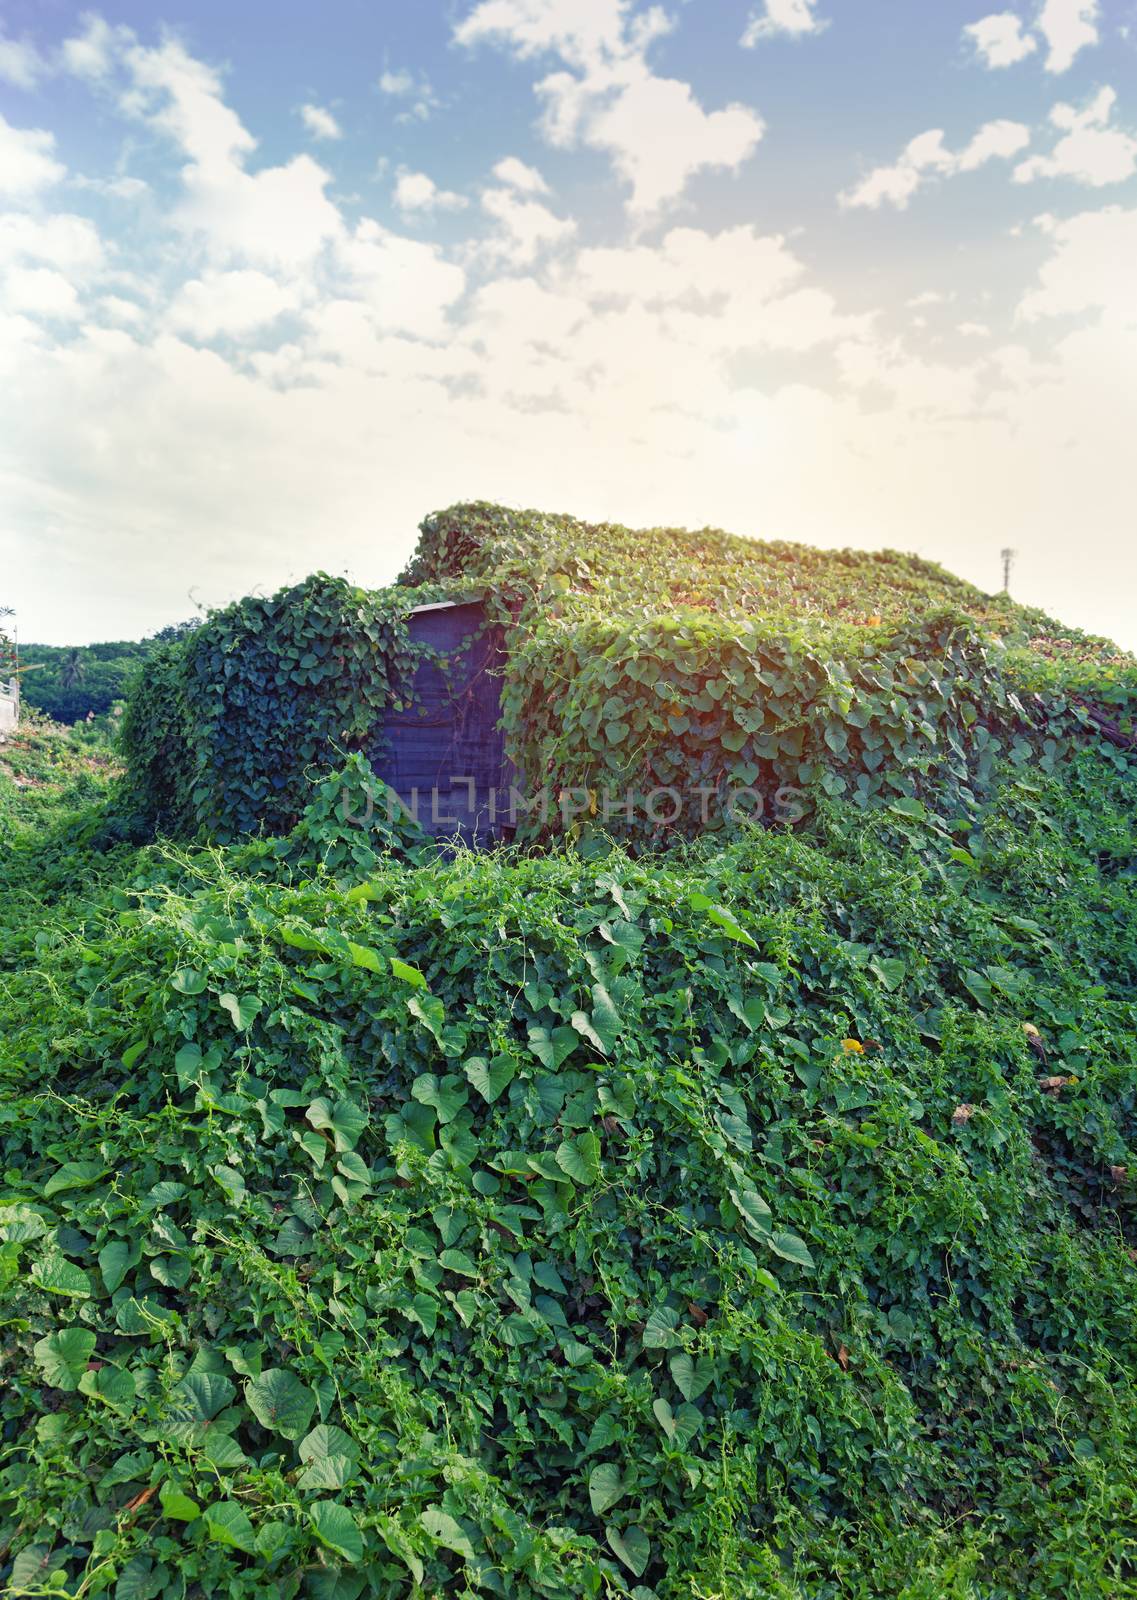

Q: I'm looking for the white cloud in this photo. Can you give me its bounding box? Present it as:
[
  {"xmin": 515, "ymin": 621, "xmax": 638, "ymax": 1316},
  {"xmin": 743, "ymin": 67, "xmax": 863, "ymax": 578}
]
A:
[
  {"xmin": 480, "ymin": 186, "xmax": 576, "ymax": 262},
  {"xmin": 123, "ymin": 38, "xmax": 255, "ymax": 168},
  {"xmin": 118, "ymin": 39, "xmax": 342, "ymax": 265},
  {"xmin": 377, "ymin": 67, "xmax": 437, "ymax": 121},
  {"xmin": 72, "ymin": 173, "xmax": 150, "ymax": 200},
  {"xmin": 492, "ymin": 155, "xmax": 550, "ymax": 193},
  {"xmin": 1014, "ymin": 87, "xmax": 1137, "ymax": 187},
  {"xmin": 61, "ymin": 14, "xmax": 128, "ymax": 80},
  {"xmin": 0, "ymin": 212, "xmax": 103, "ymax": 273},
  {"xmin": 453, "ymin": 1, "xmax": 636, "ymax": 64},
  {"xmin": 1037, "ymin": 0, "xmax": 1099, "ymax": 73},
  {"xmin": 0, "ymin": 116, "xmax": 67, "ymax": 198},
  {"xmin": 963, "ymin": 12, "xmax": 1038, "ymax": 67},
  {"xmin": 178, "ymin": 155, "xmax": 343, "ymax": 266},
  {"xmin": 378, "ymin": 69, "xmax": 415, "ymax": 95},
  {"xmin": 557, "ymin": 71, "xmax": 764, "ymax": 213},
  {"xmin": 1019, "ymin": 206, "xmax": 1137, "ymax": 322},
  {"xmin": 456, "ymin": 0, "xmax": 765, "ymax": 212},
  {"xmin": 333, "ymin": 220, "xmax": 467, "ymax": 338},
  {"xmin": 169, "ymin": 269, "xmax": 304, "ymax": 339},
  {"xmin": 99, "ymin": 294, "xmax": 144, "ymax": 325},
  {"xmin": 2, "ymin": 265, "xmax": 82, "ymax": 319},
  {"xmin": 299, "ymin": 104, "xmax": 342, "ymax": 141},
  {"xmin": 841, "ymin": 119, "xmax": 1030, "ymax": 209},
  {"xmin": 0, "ymin": 29, "xmax": 47, "ymax": 88},
  {"xmin": 394, "ymin": 171, "xmax": 469, "ymax": 214},
  {"xmin": 957, "ymin": 118, "xmax": 1033, "ymax": 169},
  {"xmin": 742, "ymin": 0, "xmax": 828, "ymax": 46}
]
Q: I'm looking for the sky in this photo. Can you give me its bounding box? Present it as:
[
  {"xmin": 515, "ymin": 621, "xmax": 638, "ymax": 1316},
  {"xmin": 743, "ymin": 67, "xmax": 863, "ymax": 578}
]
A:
[{"xmin": 0, "ymin": 0, "xmax": 1135, "ymax": 648}]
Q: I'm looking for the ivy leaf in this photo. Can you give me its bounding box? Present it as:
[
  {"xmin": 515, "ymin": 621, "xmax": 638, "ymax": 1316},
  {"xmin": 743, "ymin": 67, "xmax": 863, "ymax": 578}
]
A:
[
  {"xmin": 307, "ymin": 1097, "xmax": 367, "ymax": 1152},
  {"xmin": 728, "ymin": 1185, "xmax": 772, "ymax": 1239},
  {"xmin": 218, "ymin": 993, "xmax": 262, "ymax": 1031},
  {"xmin": 299, "ymin": 1455, "xmax": 358, "ymax": 1491},
  {"xmin": 171, "ymin": 968, "xmax": 207, "ymax": 995},
  {"xmin": 98, "ymin": 1238, "xmax": 139, "ymax": 1295},
  {"xmin": 869, "ymin": 956, "xmax": 907, "ymax": 993},
  {"xmin": 407, "ymin": 992, "xmax": 446, "ymax": 1044},
  {"xmin": 31, "ymin": 1248, "xmax": 92, "ymax": 1299},
  {"xmin": 464, "ymin": 1054, "xmax": 516, "ymax": 1104},
  {"xmin": 642, "ymin": 1304, "xmax": 680, "ymax": 1349},
  {"xmin": 555, "ymin": 1130, "xmax": 601, "ymax": 1186},
  {"xmin": 527, "ymin": 1025, "xmax": 579, "ymax": 1069},
  {"xmin": 114, "ymin": 1555, "xmax": 164, "ymax": 1600},
  {"xmin": 420, "ymin": 1506, "xmax": 476, "ymax": 1559},
  {"xmin": 588, "ymin": 983, "xmax": 621, "ymax": 1053},
  {"xmin": 43, "ymin": 1160, "xmax": 107, "ymax": 1198},
  {"xmin": 376, "ymin": 1515, "xmax": 424, "ymax": 1585},
  {"xmin": 606, "ymin": 1524, "xmax": 650, "ymax": 1577},
  {"xmin": 588, "ymin": 1462, "xmax": 626, "ymax": 1516},
  {"xmin": 204, "ymin": 1500, "xmax": 257, "ymax": 1554},
  {"xmin": 150, "ymin": 1254, "xmax": 192, "ymax": 1289},
  {"xmin": 411, "ymin": 1073, "xmax": 468, "ymax": 1125},
  {"xmin": 170, "ymin": 1371, "xmax": 236, "ymax": 1425},
  {"xmin": 33, "ymin": 1327, "xmax": 96, "ymax": 1390},
  {"xmin": 79, "ymin": 1364, "xmax": 135, "ymax": 1410},
  {"xmin": 244, "ymin": 1368, "xmax": 316, "ymax": 1440},
  {"xmin": 768, "ymin": 1229, "xmax": 815, "ymax": 1268},
  {"xmin": 0, "ymin": 1204, "xmax": 48, "ymax": 1245},
  {"xmin": 210, "ymin": 1164, "xmax": 246, "ymax": 1205},
  {"xmin": 345, "ymin": 941, "xmax": 382, "ymax": 972},
  {"xmin": 689, "ymin": 893, "xmax": 757, "ymax": 948},
  {"xmin": 961, "ymin": 969, "xmax": 994, "ymax": 1009},
  {"xmin": 669, "ymin": 1350, "xmax": 713, "ymax": 1402},
  {"xmin": 299, "ymin": 1423, "xmax": 361, "ymax": 1465},
  {"xmin": 159, "ymin": 1481, "xmax": 200, "ymax": 1522},
  {"xmin": 390, "ymin": 957, "xmax": 427, "ymax": 988}
]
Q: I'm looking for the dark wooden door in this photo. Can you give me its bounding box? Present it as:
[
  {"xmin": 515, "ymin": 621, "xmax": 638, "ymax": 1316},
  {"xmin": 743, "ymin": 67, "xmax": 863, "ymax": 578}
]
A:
[{"xmin": 371, "ymin": 601, "xmax": 512, "ymax": 842}]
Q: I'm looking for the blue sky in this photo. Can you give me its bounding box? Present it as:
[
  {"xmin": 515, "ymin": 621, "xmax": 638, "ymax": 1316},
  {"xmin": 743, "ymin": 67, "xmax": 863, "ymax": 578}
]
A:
[{"xmin": 1, "ymin": 0, "xmax": 1135, "ymax": 645}]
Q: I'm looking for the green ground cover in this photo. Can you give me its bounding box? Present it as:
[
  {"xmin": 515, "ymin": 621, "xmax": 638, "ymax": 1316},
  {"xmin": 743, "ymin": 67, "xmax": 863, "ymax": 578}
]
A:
[{"xmin": 2, "ymin": 712, "xmax": 1136, "ymax": 1597}]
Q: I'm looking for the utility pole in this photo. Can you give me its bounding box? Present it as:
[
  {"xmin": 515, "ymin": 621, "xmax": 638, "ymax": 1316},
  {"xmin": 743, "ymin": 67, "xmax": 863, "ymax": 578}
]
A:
[{"xmin": 1000, "ymin": 547, "xmax": 1016, "ymax": 595}]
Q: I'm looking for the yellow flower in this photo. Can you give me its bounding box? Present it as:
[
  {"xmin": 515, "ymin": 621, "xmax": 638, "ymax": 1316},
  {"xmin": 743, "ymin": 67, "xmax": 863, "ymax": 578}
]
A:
[
  {"xmin": 1023, "ymin": 1022, "xmax": 1041, "ymax": 1039},
  {"xmin": 841, "ymin": 1038, "xmax": 864, "ymax": 1053}
]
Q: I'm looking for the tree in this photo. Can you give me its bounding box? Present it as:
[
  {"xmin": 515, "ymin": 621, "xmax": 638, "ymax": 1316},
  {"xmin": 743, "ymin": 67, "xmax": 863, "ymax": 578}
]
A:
[{"xmin": 60, "ymin": 647, "xmax": 87, "ymax": 690}]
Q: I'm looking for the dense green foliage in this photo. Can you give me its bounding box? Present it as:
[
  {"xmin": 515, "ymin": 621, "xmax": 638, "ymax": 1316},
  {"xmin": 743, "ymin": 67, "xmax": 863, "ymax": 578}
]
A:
[
  {"xmin": 121, "ymin": 503, "xmax": 1137, "ymax": 843},
  {"xmin": 13, "ymin": 643, "xmax": 153, "ymax": 725},
  {"xmin": 2, "ymin": 706, "xmax": 1137, "ymax": 1597},
  {"xmin": 417, "ymin": 505, "xmax": 1137, "ymax": 838},
  {"xmin": 120, "ymin": 579, "xmax": 424, "ymax": 842}
]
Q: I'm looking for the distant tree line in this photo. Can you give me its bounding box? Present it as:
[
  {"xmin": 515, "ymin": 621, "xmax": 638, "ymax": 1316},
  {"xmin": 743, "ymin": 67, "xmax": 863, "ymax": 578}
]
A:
[{"xmin": 16, "ymin": 620, "xmax": 201, "ymax": 724}]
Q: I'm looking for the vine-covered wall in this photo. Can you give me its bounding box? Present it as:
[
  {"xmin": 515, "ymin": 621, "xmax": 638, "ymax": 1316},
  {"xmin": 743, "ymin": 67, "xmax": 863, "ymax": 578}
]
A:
[
  {"xmin": 121, "ymin": 503, "xmax": 1137, "ymax": 843},
  {"xmin": 122, "ymin": 576, "xmax": 424, "ymax": 841}
]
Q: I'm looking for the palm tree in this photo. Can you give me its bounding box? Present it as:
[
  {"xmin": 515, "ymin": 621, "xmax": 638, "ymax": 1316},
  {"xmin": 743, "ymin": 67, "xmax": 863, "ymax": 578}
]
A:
[{"xmin": 61, "ymin": 648, "xmax": 87, "ymax": 689}]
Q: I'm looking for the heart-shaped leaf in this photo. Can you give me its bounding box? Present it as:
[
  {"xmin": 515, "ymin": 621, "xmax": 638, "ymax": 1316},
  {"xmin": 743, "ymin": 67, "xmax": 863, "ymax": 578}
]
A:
[
  {"xmin": 588, "ymin": 1461, "xmax": 626, "ymax": 1516},
  {"xmin": 33, "ymin": 1327, "xmax": 96, "ymax": 1391},
  {"xmin": 244, "ymin": 1368, "xmax": 315, "ymax": 1440},
  {"xmin": 464, "ymin": 1053, "xmax": 516, "ymax": 1104},
  {"xmin": 218, "ymin": 992, "xmax": 262, "ymax": 1031},
  {"xmin": 606, "ymin": 1523, "xmax": 650, "ymax": 1576}
]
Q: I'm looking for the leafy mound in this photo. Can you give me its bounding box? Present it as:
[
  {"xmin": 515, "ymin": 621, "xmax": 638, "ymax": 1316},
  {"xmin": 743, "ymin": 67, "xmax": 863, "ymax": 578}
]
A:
[
  {"xmin": 403, "ymin": 502, "xmax": 1128, "ymax": 660},
  {"xmin": 119, "ymin": 502, "xmax": 1137, "ymax": 844},
  {"xmin": 3, "ymin": 724, "xmax": 1137, "ymax": 1597}
]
